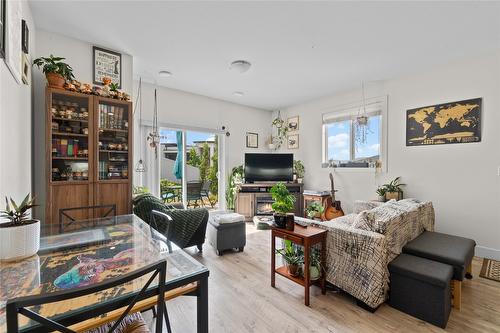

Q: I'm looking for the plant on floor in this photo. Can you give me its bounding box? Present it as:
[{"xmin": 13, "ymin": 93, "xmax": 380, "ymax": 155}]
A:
[
  {"xmin": 226, "ymin": 165, "xmax": 244, "ymax": 210},
  {"xmin": 0, "ymin": 194, "xmax": 41, "ymax": 260},
  {"xmin": 306, "ymin": 201, "xmax": 324, "ymax": 220},
  {"xmin": 293, "ymin": 160, "xmax": 305, "ymax": 183},
  {"xmin": 309, "ymin": 247, "xmax": 322, "ymax": 281},
  {"xmin": 270, "ymin": 182, "xmax": 296, "ymax": 230},
  {"xmin": 33, "ymin": 55, "xmax": 74, "ymax": 88},
  {"xmin": 276, "ymin": 240, "xmax": 303, "ymax": 277}
]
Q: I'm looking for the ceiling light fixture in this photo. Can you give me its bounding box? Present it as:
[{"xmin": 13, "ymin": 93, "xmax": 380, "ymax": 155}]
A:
[
  {"xmin": 233, "ymin": 91, "xmax": 244, "ymax": 97},
  {"xmin": 158, "ymin": 70, "xmax": 172, "ymax": 77},
  {"xmin": 230, "ymin": 60, "xmax": 251, "ymax": 73}
]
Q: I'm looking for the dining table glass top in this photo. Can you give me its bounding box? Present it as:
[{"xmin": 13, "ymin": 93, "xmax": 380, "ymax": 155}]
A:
[{"xmin": 0, "ymin": 214, "xmax": 207, "ymax": 331}]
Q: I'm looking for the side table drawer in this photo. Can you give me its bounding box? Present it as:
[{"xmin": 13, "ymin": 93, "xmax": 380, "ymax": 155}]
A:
[{"xmin": 274, "ymin": 231, "xmax": 303, "ymax": 245}]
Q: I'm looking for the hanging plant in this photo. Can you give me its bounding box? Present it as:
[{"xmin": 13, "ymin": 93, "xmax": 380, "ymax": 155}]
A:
[
  {"xmin": 147, "ymin": 89, "xmax": 160, "ymax": 158},
  {"xmin": 270, "ymin": 111, "xmax": 289, "ymax": 150}
]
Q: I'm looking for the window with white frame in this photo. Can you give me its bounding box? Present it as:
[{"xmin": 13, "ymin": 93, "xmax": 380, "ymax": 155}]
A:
[{"xmin": 322, "ymin": 96, "xmax": 387, "ymax": 169}]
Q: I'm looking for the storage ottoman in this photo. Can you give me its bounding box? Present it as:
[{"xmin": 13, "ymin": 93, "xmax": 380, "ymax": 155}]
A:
[
  {"xmin": 389, "ymin": 254, "xmax": 453, "ymax": 328},
  {"xmin": 207, "ymin": 211, "xmax": 246, "ymax": 256},
  {"xmin": 402, "ymin": 231, "xmax": 476, "ymax": 309}
]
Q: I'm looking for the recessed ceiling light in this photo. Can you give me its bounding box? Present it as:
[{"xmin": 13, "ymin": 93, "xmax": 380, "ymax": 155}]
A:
[
  {"xmin": 158, "ymin": 70, "xmax": 172, "ymax": 77},
  {"xmin": 230, "ymin": 60, "xmax": 251, "ymax": 73},
  {"xmin": 233, "ymin": 91, "xmax": 244, "ymax": 97}
]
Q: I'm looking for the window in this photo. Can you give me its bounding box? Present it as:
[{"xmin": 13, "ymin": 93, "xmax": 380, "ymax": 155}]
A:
[{"xmin": 322, "ymin": 96, "xmax": 387, "ymax": 169}]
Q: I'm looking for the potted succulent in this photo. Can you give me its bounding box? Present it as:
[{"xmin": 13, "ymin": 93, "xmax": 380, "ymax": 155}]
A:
[
  {"xmin": 382, "ymin": 177, "xmax": 405, "ymax": 201},
  {"xmin": 276, "ymin": 240, "xmax": 303, "ymax": 277},
  {"xmin": 376, "ymin": 186, "xmax": 387, "ymax": 202},
  {"xmin": 293, "ymin": 160, "xmax": 305, "ymax": 183},
  {"xmin": 0, "ymin": 194, "xmax": 39, "ymax": 261},
  {"xmin": 271, "ymin": 182, "xmax": 296, "ymax": 230},
  {"xmin": 33, "ymin": 55, "xmax": 75, "ymax": 89},
  {"xmin": 306, "ymin": 201, "xmax": 325, "ymax": 220}
]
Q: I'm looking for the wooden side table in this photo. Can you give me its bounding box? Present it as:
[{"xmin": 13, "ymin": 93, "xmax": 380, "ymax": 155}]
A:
[{"xmin": 271, "ymin": 224, "xmax": 327, "ymax": 306}]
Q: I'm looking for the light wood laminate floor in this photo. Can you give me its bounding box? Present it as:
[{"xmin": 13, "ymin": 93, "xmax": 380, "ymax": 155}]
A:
[{"xmin": 145, "ymin": 224, "xmax": 500, "ymax": 332}]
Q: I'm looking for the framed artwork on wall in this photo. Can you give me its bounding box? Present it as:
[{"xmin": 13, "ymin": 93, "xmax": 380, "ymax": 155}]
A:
[
  {"xmin": 0, "ymin": 0, "xmax": 5, "ymax": 58},
  {"xmin": 4, "ymin": 0, "xmax": 22, "ymax": 83},
  {"xmin": 287, "ymin": 116, "xmax": 299, "ymax": 132},
  {"xmin": 93, "ymin": 46, "xmax": 122, "ymax": 88},
  {"xmin": 406, "ymin": 98, "xmax": 482, "ymax": 146},
  {"xmin": 21, "ymin": 18, "xmax": 28, "ymax": 54},
  {"xmin": 246, "ymin": 132, "xmax": 258, "ymax": 148},
  {"xmin": 287, "ymin": 134, "xmax": 299, "ymax": 149}
]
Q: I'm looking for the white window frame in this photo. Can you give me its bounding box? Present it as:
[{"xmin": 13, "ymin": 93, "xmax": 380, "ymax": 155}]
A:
[{"xmin": 321, "ymin": 95, "xmax": 388, "ymax": 172}]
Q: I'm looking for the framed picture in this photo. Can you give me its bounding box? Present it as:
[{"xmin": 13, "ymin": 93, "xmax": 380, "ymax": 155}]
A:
[
  {"xmin": 21, "ymin": 52, "xmax": 29, "ymax": 84},
  {"xmin": 406, "ymin": 98, "xmax": 482, "ymax": 146},
  {"xmin": 4, "ymin": 0, "xmax": 22, "ymax": 83},
  {"xmin": 287, "ymin": 116, "xmax": 299, "ymax": 132},
  {"xmin": 21, "ymin": 18, "xmax": 28, "ymax": 54},
  {"xmin": 287, "ymin": 134, "xmax": 299, "ymax": 149},
  {"xmin": 0, "ymin": 0, "xmax": 5, "ymax": 58},
  {"xmin": 246, "ymin": 132, "xmax": 258, "ymax": 148},
  {"xmin": 93, "ymin": 46, "xmax": 122, "ymax": 88}
]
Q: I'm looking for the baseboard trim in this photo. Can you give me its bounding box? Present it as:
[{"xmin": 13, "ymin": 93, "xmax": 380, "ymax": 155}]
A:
[{"xmin": 476, "ymin": 246, "xmax": 500, "ymax": 260}]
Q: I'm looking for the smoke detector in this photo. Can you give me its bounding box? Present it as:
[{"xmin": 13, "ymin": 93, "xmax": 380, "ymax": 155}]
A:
[{"xmin": 230, "ymin": 60, "xmax": 251, "ymax": 73}]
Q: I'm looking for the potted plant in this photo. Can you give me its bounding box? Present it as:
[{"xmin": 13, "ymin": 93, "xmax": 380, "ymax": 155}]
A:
[
  {"xmin": 306, "ymin": 201, "xmax": 325, "ymax": 220},
  {"xmin": 383, "ymin": 177, "xmax": 405, "ymax": 201},
  {"xmin": 376, "ymin": 186, "xmax": 387, "ymax": 202},
  {"xmin": 33, "ymin": 55, "xmax": 75, "ymax": 89},
  {"xmin": 271, "ymin": 182, "xmax": 296, "ymax": 230},
  {"xmin": 293, "ymin": 160, "xmax": 305, "ymax": 183},
  {"xmin": 309, "ymin": 248, "xmax": 322, "ymax": 281},
  {"xmin": 0, "ymin": 194, "xmax": 39, "ymax": 261},
  {"xmin": 276, "ymin": 240, "xmax": 303, "ymax": 277}
]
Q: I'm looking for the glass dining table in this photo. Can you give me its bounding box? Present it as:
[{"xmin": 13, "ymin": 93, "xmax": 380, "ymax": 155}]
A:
[{"xmin": 0, "ymin": 214, "xmax": 209, "ymax": 333}]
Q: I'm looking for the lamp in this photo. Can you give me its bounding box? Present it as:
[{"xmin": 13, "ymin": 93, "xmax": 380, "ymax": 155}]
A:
[{"xmin": 230, "ymin": 60, "xmax": 251, "ymax": 73}]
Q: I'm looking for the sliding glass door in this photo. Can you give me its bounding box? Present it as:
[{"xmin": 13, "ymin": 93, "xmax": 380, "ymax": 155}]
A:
[{"xmin": 159, "ymin": 128, "xmax": 221, "ymax": 210}]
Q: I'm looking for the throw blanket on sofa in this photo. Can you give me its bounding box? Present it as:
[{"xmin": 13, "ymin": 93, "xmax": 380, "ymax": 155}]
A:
[{"xmin": 296, "ymin": 199, "xmax": 435, "ymax": 309}]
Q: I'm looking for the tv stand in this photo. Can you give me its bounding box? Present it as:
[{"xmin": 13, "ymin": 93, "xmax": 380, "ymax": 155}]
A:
[{"xmin": 235, "ymin": 182, "xmax": 304, "ymax": 221}]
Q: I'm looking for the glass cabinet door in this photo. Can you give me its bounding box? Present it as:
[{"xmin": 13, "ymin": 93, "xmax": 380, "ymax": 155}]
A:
[
  {"xmin": 97, "ymin": 100, "xmax": 130, "ymax": 180},
  {"xmin": 50, "ymin": 92, "xmax": 91, "ymax": 183}
]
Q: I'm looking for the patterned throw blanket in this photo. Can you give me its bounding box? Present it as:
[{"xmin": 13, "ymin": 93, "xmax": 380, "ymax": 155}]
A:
[{"xmin": 296, "ymin": 199, "xmax": 435, "ymax": 308}]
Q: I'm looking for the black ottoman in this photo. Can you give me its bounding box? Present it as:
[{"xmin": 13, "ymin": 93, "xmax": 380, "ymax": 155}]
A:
[
  {"xmin": 402, "ymin": 231, "xmax": 476, "ymax": 309},
  {"xmin": 389, "ymin": 254, "xmax": 453, "ymax": 328}
]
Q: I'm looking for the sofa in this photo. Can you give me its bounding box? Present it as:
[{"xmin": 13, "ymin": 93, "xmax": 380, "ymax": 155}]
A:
[
  {"xmin": 296, "ymin": 198, "xmax": 435, "ymax": 309},
  {"xmin": 132, "ymin": 193, "xmax": 209, "ymax": 251}
]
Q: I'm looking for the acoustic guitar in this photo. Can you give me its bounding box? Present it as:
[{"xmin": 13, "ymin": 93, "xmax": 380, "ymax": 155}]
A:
[{"xmin": 324, "ymin": 173, "xmax": 344, "ymax": 220}]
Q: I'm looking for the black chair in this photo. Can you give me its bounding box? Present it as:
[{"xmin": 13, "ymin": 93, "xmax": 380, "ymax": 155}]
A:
[
  {"xmin": 59, "ymin": 204, "xmax": 117, "ymax": 232},
  {"xmin": 186, "ymin": 181, "xmax": 203, "ymax": 208},
  {"xmin": 7, "ymin": 260, "xmax": 168, "ymax": 333}
]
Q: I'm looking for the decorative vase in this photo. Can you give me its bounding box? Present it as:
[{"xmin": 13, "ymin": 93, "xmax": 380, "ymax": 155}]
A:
[
  {"xmin": 285, "ymin": 213, "xmax": 295, "ymax": 231},
  {"xmin": 46, "ymin": 73, "xmax": 65, "ymax": 89},
  {"xmin": 378, "ymin": 195, "xmax": 386, "ymax": 202},
  {"xmin": 297, "ymin": 178, "xmax": 303, "ymax": 184},
  {"xmin": 0, "ymin": 220, "xmax": 40, "ymax": 261},
  {"xmin": 286, "ymin": 263, "xmax": 300, "ymax": 277},
  {"xmin": 274, "ymin": 213, "xmax": 287, "ymax": 228}
]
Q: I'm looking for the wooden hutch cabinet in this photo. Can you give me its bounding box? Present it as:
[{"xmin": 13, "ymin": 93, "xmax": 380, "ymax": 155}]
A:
[{"xmin": 45, "ymin": 88, "xmax": 132, "ymax": 234}]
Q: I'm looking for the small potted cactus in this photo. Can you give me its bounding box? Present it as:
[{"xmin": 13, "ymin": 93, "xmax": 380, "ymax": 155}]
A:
[{"xmin": 0, "ymin": 194, "xmax": 40, "ymax": 261}]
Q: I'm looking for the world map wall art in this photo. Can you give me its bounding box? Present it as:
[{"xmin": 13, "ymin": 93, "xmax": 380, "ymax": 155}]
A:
[{"xmin": 406, "ymin": 98, "xmax": 482, "ymax": 146}]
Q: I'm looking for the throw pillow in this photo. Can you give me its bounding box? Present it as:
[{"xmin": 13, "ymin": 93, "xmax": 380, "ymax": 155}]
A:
[{"xmin": 353, "ymin": 211, "xmax": 376, "ymax": 231}]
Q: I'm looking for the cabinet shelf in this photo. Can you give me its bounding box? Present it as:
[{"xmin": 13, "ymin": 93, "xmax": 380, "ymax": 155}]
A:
[
  {"xmin": 99, "ymin": 128, "xmax": 128, "ymax": 133},
  {"xmin": 52, "ymin": 117, "xmax": 89, "ymax": 123},
  {"xmin": 99, "ymin": 150, "xmax": 129, "ymax": 154},
  {"xmin": 52, "ymin": 132, "xmax": 88, "ymax": 137},
  {"xmin": 53, "ymin": 157, "xmax": 88, "ymax": 160}
]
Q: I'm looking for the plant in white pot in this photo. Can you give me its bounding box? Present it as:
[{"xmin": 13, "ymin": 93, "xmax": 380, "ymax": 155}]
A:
[
  {"xmin": 0, "ymin": 194, "xmax": 40, "ymax": 261},
  {"xmin": 293, "ymin": 160, "xmax": 305, "ymax": 183}
]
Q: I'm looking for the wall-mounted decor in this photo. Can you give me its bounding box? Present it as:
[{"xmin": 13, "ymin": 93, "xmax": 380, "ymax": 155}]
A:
[
  {"xmin": 21, "ymin": 18, "xmax": 28, "ymax": 54},
  {"xmin": 406, "ymin": 98, "xmax": 482, "ymax": 146},
  {"xmin": 287, "ymin": 134, "xmax": 299, "ymax": 149},
  {"xmin": 4, "ymin": 0, "xmax": 22, "ymax": 83},
  {"xmin": 0, "ymin": 0, "xmax": 5, "ymax": 58},
  {"xmin": 287, "ymin": 116, "xmax": 299, "ymax": 132},
  {"xmin": 21, "ymin": 52, "xmax": 29, "ymax": 84},
  {"xmin": 246, "ymin": 132, "xmax": 258, "ymax": 148},
  {"xmin": 93, "ymin": 46, "xmax": 121, "ymax": 88}
]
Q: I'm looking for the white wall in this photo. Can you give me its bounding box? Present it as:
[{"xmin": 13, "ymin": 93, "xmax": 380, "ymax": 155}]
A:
[
  {"xmin": 32, "ymin": 30, "xmax": 133, "ymax": 220},
  {"xmin": 280, "ymin": 51, "xmax": 500, "ymax": 259},
  {"xmin": 135, "ymin": 82, "xmax": 272, "ymax": 197},
  {"xmin": 0, "ymin": 0, "xmax": 35, "ymax": 205}
]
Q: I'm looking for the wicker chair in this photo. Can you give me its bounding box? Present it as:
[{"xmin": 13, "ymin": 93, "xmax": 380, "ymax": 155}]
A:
[{"xmin": 133, "ymin": 193, "xmax": 209, "ymax": 252}]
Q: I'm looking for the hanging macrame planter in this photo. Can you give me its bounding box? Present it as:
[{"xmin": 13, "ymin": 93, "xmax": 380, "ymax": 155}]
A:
[{"xmin": 147, "ymin": 89, "xmax": 161, "ymax": 159}]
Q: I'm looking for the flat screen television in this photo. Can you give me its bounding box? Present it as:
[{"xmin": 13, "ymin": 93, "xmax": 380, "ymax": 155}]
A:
[{"xmin": 244, "ymin": 153, "xmax": 293, "ymax": 183}]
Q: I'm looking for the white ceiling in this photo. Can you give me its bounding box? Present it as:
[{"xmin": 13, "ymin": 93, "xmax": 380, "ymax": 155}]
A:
[{"xmin": 30, "ymin": 1, "xmax": 500, "ymax": 110}]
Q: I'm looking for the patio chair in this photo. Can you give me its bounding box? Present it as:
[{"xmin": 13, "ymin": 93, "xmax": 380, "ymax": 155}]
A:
[
  {"xmin": 201, "ymin": 180, "xmax": 211, "ymax": 206},
  {"xmin": 187, "ymin": 181, "xmax": 204, "ymax": 208}
]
